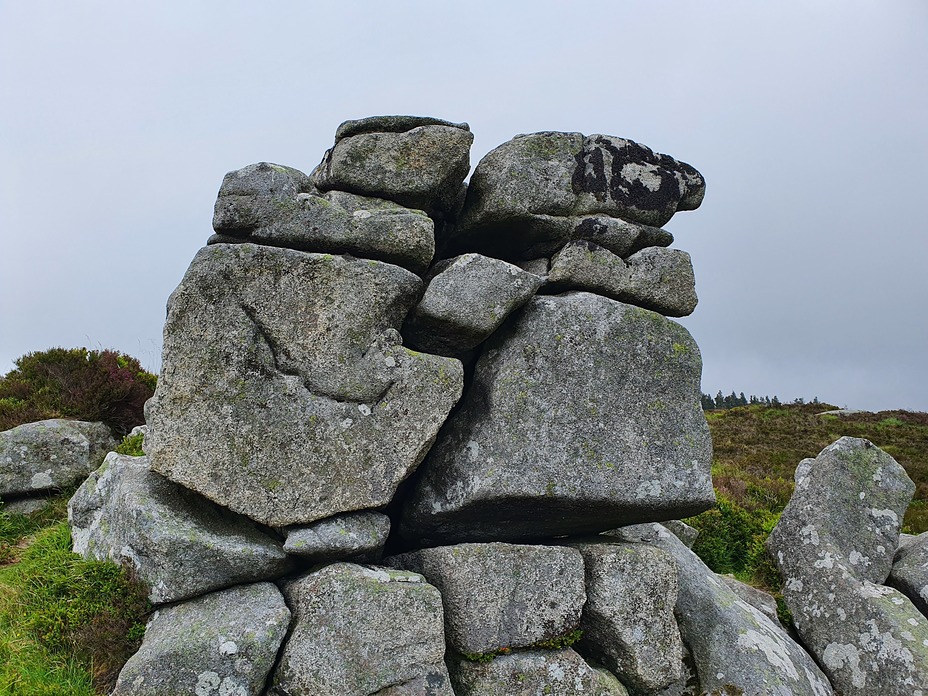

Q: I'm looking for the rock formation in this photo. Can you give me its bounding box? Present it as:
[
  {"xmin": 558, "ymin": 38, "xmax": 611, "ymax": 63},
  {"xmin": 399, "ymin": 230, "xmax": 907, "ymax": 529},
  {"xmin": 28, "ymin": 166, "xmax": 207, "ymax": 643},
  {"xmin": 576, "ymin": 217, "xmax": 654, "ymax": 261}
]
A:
[{"xmin": 57, "ymin": 114, "xmax": 909, "ymax": 694}]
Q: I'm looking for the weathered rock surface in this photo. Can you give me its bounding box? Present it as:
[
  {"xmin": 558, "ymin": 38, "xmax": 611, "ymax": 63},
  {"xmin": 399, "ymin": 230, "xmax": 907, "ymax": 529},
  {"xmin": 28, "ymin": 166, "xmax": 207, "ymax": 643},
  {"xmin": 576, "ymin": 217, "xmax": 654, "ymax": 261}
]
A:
[
  {"xmin": 889, "ymin": 532, "xmax": 928, "ymax": 616},
  {"xmin": 719, "ymin": 575, "xmax": 781, "ymax": 625},
  {"xmin": 663, "ymin": 519, "xmax": 699, "ymax": 548},
  {"xmin": 401, "ymin": 292, "xmax": 713, "ymax": 543},
  {"xmin": 271, "ymin": 563, "xmax": 452, "ymax": 696},
  {"xmin": 283, "ymin": 510, "xmax": 390, "ymax": 562},
  {"xmin": 312, "ymin": 117, "xmax": 473, "ymax": 218},
  {"xmin": 767, "ymin": 437, "xmax": 928, "ymax": 695},
  {"xmin": 69, "ymin": 452, "xmax": 292, "ymax": 605},
  {"xmin": 2, "ymin": 496, "xmax": 50, "ymax": 515},
  {"xmin": 112, "ymin": 582, "xmax": 290, "ymax": 696},
  {"xmin": 612, "ymin": 523, "xmax": 833, "ymax": 696},
  {"xmin": 455, "ymin": 132, "xmax": 704, "ymax": 248},
  {"xmin": 384, "ymin": 542, "xmax": 585, "ymax": 654},
  {"xmin": 569, "ymin": 540, "xmax": 683, "ymax": 692},
  {"xmin": 0, "ymin": 419, "xmax": 114, "ymax": 498},
  {"xmin": 145, "ymin": 243, "xmax": 462, "ymax": 527},
  {"xmin": 448, "ymin": 649, "xmax": 628, "ymax": 696},
  {"xmin": 211, "ymin": 162, "xmax": 435, "ymax": 274},
  {"xmin": 403, "ymin": 254, "xmax": 544, "ymax": 356},
  {"xmin": 547, "ymin": 242, "xmax": 698, "ymax": 317}
]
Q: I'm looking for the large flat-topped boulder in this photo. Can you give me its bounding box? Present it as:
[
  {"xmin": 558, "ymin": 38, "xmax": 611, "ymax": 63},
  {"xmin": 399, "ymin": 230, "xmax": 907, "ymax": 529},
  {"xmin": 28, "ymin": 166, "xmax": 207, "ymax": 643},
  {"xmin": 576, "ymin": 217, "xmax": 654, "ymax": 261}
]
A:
[
  {"xmin": 767, "ymin": 438, "xmax": 928, "ymax": 695},
  {"xmin": 1, "ymin": 419, "xmax": 114, "ymax": 498},
  {"xmin": 145, "ymin": 243, "xmax": 462, "ymax": 527},
  {"xmin": 401, "ymin": 292, "xmax": 714, "ymax": 543},
  {"xmin": 69, "ymin": 452, "xmax": 292, "ymax": 605},
  {"xmin": 452, "ymin": 131, "xmax": 704, "ymax": 254},
  {"xmin": 312, "ymin": 115, "xmax": 473, "ymax": 218},
  {"xmin": 211, "ymin": 162, "xmax": 435, "ymax": 274}
]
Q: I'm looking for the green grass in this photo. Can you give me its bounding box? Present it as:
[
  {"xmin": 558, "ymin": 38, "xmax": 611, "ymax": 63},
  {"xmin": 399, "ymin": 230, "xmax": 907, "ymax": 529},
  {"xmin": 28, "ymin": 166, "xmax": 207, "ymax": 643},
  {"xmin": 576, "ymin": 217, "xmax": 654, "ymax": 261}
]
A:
[
  {"xmin": 687, "ymin": 403, "xmax": 928, "ymax": 602},
  {"xmin": 0, "ymin": 497, "xmax": 150, "ymax": 695}
]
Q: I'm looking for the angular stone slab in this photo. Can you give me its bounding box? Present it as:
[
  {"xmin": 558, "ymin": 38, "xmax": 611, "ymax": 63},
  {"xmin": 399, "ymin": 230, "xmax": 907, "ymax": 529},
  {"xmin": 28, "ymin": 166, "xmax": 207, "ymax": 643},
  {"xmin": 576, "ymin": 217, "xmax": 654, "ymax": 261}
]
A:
[
  {"xmin": 312, "ymin": 117, "xmax": 473, "ymax": 218},
  {"xmin": 384, "ymin": 542, "xmax": 585, "ymax": 654},
  {"xmin": 145, "ymin": 244, "xmax": 463, "ymax": 527},
  {"xmin": 403, "ymin": 254, "xmax": 544, "ymax": 356},
  {"xmin": 456, "ymin": 131, "xmax": 704, "ymax": 245},
  {"xmin": 270, "ymin": 563, "xmax": 452, "ymax": 696},
  {"xmin": 569, "ymin": 540, "xmax": 683, "ymax": 692},
  {"xmin": 612, "ymin": 523, "xmax": 834, "ymax": 696},
  {"xmin": 663, "ymin": 519, "xmax": 699, "ymax": 548},
  {"xmin": 335, "ymin": 115, "xmax": 470, "ymax": 142},
  {"xmin": 889, "ymin": 532, "xmax": 928, "ymax": 616},
  {"xmin": 69, "ymin": 452, "xmax": 292, "ymax": 605},
  {"xmin": 448, "ymin": 649, "xmax": 628, "ymax": 696},
  {"xmin": 283, "ymin": 510, "xmax": 390, "ymax": 562},
  {"xmin": 0, "ymin": 419, "xmax": 114, "ymax": 498},
  {"xmin": 719, "ymin": 574, "xmax": 780, "ymax": 625},
  {"xmin": 547, "ymin": 242, "xmax": 698, "ymax": 317},
  {"xmin": 401, "ymin": 292, "xmax": 714, "ymax": 543},
  {"xmin": 767, "ymin": 437, "xmax": 928, "ymax": 695},
  {"xmin": 211, "ymin": 162, "xmax": 434, "ymax": 274},
  {"xmin": 111, "ymin": 582, "xmax": 290, "ymax": 696}
]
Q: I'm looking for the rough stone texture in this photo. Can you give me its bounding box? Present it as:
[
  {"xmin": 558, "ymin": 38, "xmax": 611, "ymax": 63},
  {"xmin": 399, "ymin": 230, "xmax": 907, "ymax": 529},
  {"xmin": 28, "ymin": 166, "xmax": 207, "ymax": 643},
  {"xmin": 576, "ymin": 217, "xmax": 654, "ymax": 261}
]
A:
[
  {"xmin": 887, "ymin": 533, "xmax": 928, "ymax": 616},
  {"xmin": 719, "ymin": 575, "xmax": 781, "ymax": 625},
  {"xmin": 890, "ymin": 532, "xmax": 928, "ymax": 616},
  {"xmin": 2, "ymin": 497, "xmax": 50, "ymax": 515},
  {"xmin": 663, "ymin": 519, "xmax": 699, "ymax": 548},
  {"xmin": 612, "ymin": 523, "xmax": 834, "ymax": 696},
  {"xmin": 144, "ymin": 243, "xmax": 462, "ymax": 527},
  {"xmin": 270, "ymin": 563, "xmax": 452, "ymax": 696},
  {"xmin": 283, "ymin": 510, "xmax": 390, "ymax": 562},
  {"xmin": 69, "ymin": 452, "xmax": 292, "ymax": 605},
  {"xmin": 384, "ymin": 542, "xmax": 585, "ymax": 654},
  {"xmin": 312, "ymin": 119, "xmax": 473, "ymax": 217},
  {"xmin": 335, "ymin": 115, "xmax": 469, "ymax": 142},
  {"xmin": 896, "ymin": 532, "xmax": 919, "ymax": 558},
  {"xmin": 454, "ymin": 132, "xmax": 704, "ymax": 250},
  {"xmin": 547, "ymin": 242, "xmax": 698, "ymax": 317},
  {"xmin": 448, "ymin": 649, "xmax": 628, "ymax": 696},
  {"xmin": 648, "ymin": 648, "xmax": 701, "ymax": 696},
  {"xmin": 794, "ymin": 457, "xmax": 815, "ymax": 484},
  {"xmin": 0, "ymin": 419, "xmax": 114, "ymax": 498},
  {"xmin": 568, "ymin": 540, "xmax": 683, "ymax": 692},
  {"xmin": 403, "ymin": 254, "xmax": 544, "ymax": 356},
  {"xmin": 112, "ymin": 583, "xmax": 289, "ymax": 696},
  {"xmin": 767, "ymin": 437, "xmax": 928, "ymax": 695},
  {"xmin": 401, "ymin": 292, "xmax": 713, "ymax": 543},
  {"xmin": 211, "ymin": 163, "xmax": 435, "ymax": 274}
]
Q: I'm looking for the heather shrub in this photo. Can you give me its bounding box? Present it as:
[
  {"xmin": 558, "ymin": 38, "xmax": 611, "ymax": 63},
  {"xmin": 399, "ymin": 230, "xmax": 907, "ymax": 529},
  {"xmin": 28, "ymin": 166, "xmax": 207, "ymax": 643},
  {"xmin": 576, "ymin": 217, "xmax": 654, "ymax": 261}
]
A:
[{"xmin": 0, "ymin": 348, "xmax": 157, "ymax": 437}]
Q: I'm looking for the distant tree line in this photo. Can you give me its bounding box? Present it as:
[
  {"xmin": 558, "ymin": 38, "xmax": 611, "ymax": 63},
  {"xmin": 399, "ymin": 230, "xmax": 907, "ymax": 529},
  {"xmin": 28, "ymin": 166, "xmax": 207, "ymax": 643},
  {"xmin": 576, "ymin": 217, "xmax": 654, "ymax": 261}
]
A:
[{"xmin": 701, "ymin": 391, "xmax": 821, "ymax": 411}]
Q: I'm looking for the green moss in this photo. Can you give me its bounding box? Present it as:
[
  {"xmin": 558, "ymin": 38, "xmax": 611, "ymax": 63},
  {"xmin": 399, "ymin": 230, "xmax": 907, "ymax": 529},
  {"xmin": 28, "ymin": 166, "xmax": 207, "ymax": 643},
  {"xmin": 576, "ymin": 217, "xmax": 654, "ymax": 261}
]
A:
[
  {"xmin": 115, "ymin": 432, "xmax": 145, "ymax": 457},
  {"xmin": 529, "ymin": 628, "xmax": 583, "ymax": 650}
]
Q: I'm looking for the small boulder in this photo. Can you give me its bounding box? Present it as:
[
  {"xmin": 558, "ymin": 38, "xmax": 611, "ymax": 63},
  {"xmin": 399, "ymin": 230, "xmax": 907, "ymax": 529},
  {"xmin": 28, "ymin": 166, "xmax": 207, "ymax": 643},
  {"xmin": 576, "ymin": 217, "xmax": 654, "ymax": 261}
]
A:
[
  {"xmin": 889, "ymin": 532, "xmax": 928, "ymax": 616},
  {"xmin": 69, "ymin": 452, "xmax": 292, "ymax": 605},
  {"xmin": 384, "ymin": 542, "xmax": 585, "ymax": 654},
  {"xmin": 448, "ymin": 649, "xmax": 628, "ymax": 696},
  {"xmin": 270, "ymin": 563, "xmax": 452, "ymax": 696},
  {"xmin": 0, "ymin": 419, "xmax": 115, "ymax": 498},
  {"xmin": 401, "ymin": 292, "xmax": 714, "ymax": 543},
  {"xmin": 718, "ymin": 575, "xmax": 781, "ymax": 625},
  {"xmin": 767, "ymin": 437, "xmax": 928, "ymax": 695},
  {"xmin": 283, "ymin": 510, "xmax": 390, "ymax": 562},
  {"xmin": 212, "ymin": 162, "xmax": 435, "ymax": 274},
  {"xmin": 663, "ymin": 520, "xmax": 699, "ymax": 548},
  {"xmin": 568, "ymin": 540, "xmax": 683, "ymax": 692},
  {"xmin": 611, "ymin": 523, "xmax": 833, "ymax": 696},
  {"xmin": 403, "ymin": 254, "xmax": 544, "ymax": 356},
  {"xmin": 547, "ymin": 242, "xmax": 697, "ymax": 317},
  {"xmin": 111, "ymin": 582, "xmax": 290, "ymax": 696},
  {"xmin": 312, "ymin": 116, "xmax": 473, "ymax": 218}
]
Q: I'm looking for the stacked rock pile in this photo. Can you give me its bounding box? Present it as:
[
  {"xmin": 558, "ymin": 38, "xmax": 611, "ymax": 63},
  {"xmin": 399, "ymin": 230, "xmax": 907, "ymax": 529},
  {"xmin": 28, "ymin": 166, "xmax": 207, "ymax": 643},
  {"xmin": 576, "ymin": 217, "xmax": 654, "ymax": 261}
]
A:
[{"xmin": 60, "ymin": 116, "xmax": 928, "ymax": 695}]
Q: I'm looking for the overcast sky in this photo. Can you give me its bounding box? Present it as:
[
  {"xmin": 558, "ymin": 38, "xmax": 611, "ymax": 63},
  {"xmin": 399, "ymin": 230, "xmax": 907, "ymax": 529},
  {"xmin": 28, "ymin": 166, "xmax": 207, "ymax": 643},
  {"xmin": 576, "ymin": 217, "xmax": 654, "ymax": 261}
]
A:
[{"xmin": 1, "ymin": 2, "xmax": 926, "ymax": 412}]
